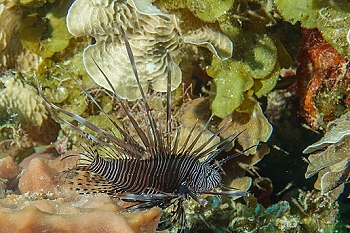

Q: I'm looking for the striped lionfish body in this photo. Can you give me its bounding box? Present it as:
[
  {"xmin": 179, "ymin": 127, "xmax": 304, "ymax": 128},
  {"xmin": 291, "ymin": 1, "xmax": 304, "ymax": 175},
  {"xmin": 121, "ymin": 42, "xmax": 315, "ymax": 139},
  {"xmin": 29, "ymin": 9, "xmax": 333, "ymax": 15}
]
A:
[{"xmin": 37, "ymin": 29, "xmax": 248, "ymax": 232}]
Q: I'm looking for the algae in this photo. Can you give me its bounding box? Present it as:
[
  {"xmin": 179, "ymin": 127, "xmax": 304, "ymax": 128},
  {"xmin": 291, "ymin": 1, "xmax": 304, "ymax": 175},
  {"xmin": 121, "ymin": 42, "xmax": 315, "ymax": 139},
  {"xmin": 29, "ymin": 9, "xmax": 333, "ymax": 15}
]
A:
[
  {"xmin": 185, "ymin": 193, "xmax": 301, "ymax": 232},
  {"xmin": 156, "ymin": 0, "xmax": 234, "ymax": 22},
  {"xmin": 19, "ymin": 0, "xmax": 73, "ymax": 58},
  {"xmin": 292, "ymin": 189, "xmax": 339, "ymax": 232},
  {"xmin": 207, "ymin": 59, "xmax": 254, "ymax": 118},
  {"xmin": 275, "ymin": 0, "xmax": 350, "ymax": 59},
  {"xmin": 157, "ymin": 0, "xmax": 292, "ymax": 118}
]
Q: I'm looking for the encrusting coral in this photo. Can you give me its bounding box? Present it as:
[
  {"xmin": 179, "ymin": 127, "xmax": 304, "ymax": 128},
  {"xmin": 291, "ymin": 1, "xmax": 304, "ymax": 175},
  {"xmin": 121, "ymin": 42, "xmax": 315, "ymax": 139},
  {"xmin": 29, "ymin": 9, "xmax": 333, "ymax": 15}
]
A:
[
  {"xmin": 0, "ymin": 152, "xmax": 161, "ymax": 233},
  {"xmin": 297, "ymin": 28, "xmax": 350, "ymax": 129},
  {"xmin": 66, "ymin": 0, "xmax": 233, "ymax": 101}
]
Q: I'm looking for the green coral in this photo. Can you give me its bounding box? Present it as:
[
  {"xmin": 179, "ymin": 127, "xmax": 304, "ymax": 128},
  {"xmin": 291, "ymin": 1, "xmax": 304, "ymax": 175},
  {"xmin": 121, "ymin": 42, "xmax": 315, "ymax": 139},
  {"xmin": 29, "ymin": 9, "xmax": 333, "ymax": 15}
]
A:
[
  {"xmin": 31, "ymin": 52, "xmax": 94, "ymax": 119},
  {"xmin": 157, "ymin": 0, "xmax": 291, "ymax": 118},
  {"xmin": 275, "ymin": 0, "xmax": 350, "ymax": 59},
  {"xmin": 207, "ymin": 59, "xmax": 254, "ymax": 118},
  {"xmin": 156, "ymin": 0, "xmax": 234, "ymax": 22},
  {"xmin": 207, "ymin": 32, "xmax": 283, "ymax": 118},
  {"xmin": 19, "ymin": 0, "xmax": 73, "ymax": 58}
]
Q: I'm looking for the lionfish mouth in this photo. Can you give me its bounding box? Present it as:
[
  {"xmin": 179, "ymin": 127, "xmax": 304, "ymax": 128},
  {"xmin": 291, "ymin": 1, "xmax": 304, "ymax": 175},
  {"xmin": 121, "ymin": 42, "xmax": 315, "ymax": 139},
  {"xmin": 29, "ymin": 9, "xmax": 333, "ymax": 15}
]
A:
[{"xmin": 35, "ymin": 27, "xmax": 249, "ymax": 233}]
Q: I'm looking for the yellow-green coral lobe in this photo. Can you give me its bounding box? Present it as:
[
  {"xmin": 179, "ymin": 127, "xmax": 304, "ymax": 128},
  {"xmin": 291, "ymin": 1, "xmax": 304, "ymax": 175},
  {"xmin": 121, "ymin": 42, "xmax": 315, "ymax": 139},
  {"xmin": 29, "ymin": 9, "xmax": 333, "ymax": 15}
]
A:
[
  {"xmin": 156, "ymin": 0, "xmax": 234, "ymax": 22},
  {"xmin": 208, "ymin": 58, "xmax": 254, "ymax": 118},
  {"xmin": 19, "ymin": 0, "xmax": 73, "ymax": 58}
]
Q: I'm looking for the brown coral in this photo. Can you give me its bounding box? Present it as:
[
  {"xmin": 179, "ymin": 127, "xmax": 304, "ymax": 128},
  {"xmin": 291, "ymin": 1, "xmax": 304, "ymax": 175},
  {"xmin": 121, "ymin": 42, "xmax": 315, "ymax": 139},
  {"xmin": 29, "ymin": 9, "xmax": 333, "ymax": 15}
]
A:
[
  {"xmin": 0, "ymin": 1, "xmax": 39, "ymax": 71},
  {"xmin": 304, "ymin": 111, "xmax": 350, "ymax": 199},
  {"xmin": 219, "ymin": 101, "xmax": 273, "ymax": 154},
  {"xmin": 0, "ymin": 74, "xmax": 59, "ymax": 160},
  {"xmin": 297, "ymin": 28, "xmax": 350, "ymax": 129}
]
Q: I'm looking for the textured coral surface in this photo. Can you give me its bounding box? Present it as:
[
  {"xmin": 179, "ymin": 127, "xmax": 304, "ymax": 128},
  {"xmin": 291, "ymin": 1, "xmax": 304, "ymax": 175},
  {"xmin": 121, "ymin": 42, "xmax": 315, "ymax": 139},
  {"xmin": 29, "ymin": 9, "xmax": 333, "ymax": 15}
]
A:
[{"xmin": 0, "ymin": 154, "xmax": 161, "ymax": 233}]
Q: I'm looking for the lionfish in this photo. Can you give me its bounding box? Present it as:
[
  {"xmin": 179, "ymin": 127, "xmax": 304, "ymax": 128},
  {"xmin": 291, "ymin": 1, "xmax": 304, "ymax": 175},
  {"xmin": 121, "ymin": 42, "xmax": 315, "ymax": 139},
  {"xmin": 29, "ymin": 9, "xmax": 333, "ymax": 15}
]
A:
[{"xmin": 37, "ymin": 29, "xmax": 249, "ymax": 232}]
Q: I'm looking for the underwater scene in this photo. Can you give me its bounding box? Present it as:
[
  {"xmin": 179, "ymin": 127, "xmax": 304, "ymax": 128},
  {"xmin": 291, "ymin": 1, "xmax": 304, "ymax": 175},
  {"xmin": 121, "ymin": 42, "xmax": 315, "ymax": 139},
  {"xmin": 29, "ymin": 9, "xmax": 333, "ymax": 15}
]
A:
[{"xmin": 0, "ymin": 0, "xmax": 349, "ymax": 232}]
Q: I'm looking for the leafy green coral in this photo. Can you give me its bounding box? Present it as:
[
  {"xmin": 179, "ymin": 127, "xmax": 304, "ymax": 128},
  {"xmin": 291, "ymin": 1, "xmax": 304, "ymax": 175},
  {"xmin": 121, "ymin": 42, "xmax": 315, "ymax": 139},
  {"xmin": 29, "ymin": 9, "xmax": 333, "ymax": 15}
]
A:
[
  {"xmin": 275, "ymin": 0, "xmax": 350, "ymax": 59},
  {"xmin": 207, "ymin": 32, "xmax": 285, "ymax": 118},
  {"xmin": 156, "ymin": 0, "xmax": 234, "ymax": 22},
  {"xmin": 207, "ymin": 59, "xmax": 254, "ymax": 118},
  {"xmin": 19, "ymin": 0, "xmax": 73, "ymax": 58},
  {"xmin": 157, "ymin": 0, "xmax": 291, "ymax": 118}
]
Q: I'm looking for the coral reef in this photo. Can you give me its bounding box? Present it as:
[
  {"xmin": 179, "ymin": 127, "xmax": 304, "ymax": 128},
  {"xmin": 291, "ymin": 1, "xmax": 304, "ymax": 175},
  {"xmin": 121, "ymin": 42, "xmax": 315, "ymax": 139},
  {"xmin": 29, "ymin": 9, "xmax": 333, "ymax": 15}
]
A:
[
  {"xmin": 0, "ymin": 73, "xmax": 59, "ymax": 161},
  {"xmin": 297, "ymin": 28, "xmax": 350, "ymax": 129},
  {"xmin": 66, "ymin": 0, "xmax": 233, "ymax": 100},
  {"xmin": 304, "ymin": 110, "xmax": 350, "ymax": 199},
  {"xmin": 1, "ymin": 0, "xmax": 348, "ymax": 231},
  {"xmin": 0, "ymin": 153, "xmax": 161, "ymax": 233},
  {"xmin": 229, "ymin": 194, "xmax": 300, "ymax": 232},
  {"xmin": 275, "ymin": 0, "xmax": 350, "ymax": 59},
  {"xmin": 0, "ymin": 0, "xmax": 39, "ymax": 71},
  {"xmin": 18, "ymin": 0, "xmax": 74, "ymax": 58},
  {"xmin": 156, "ymin": 0, "xmax": 292, "ymax": 118},
  {"xmin": 291, "ymin": 189, "xmax": 339, "ymax": 232}
]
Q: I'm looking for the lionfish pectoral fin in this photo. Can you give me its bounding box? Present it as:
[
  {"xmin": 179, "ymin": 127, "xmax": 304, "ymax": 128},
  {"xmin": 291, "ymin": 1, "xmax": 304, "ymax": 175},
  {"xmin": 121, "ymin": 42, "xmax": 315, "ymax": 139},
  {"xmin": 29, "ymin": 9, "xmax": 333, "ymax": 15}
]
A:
[
  {"xmin": 126, "ymin": 200, "xmax": 165, "ymax": 212},
  {"xmin": 119, "ymin": 192, "xmax": 178, "ymax": 212},
  {"xmin": 202, "ymin": 190, "xmax": 248, "ymax": 196},
  {"xmin": 157, "ymin": 198, "xmax": 188, "ymax": 232},
  {"xmin": 64, "ymin": 171, "xmax": 116, "ymax": 195},
  {"xmin": 177, "ymin": 204, "xmax": 188, "ymax": 233}
]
